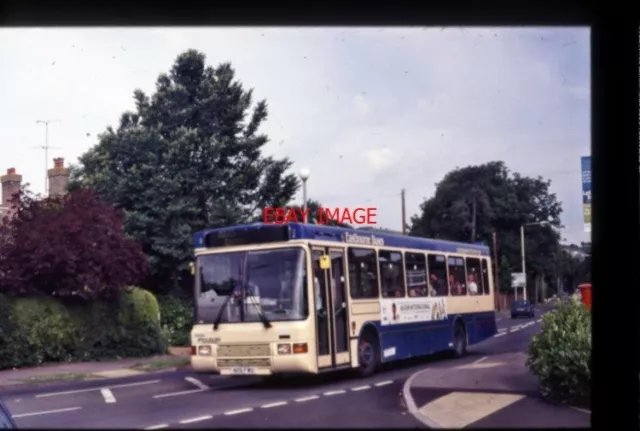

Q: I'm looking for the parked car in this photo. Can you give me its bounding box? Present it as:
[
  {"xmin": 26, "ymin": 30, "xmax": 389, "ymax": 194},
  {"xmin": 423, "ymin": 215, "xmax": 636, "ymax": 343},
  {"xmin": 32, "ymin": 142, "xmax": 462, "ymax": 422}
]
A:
[
  {"xmin": 0, "ymin": 399, "xmax": 16, "ymax": 429},
  {"xmin": 511, "ymin": 299, "xmax": 535, "ymax": 318}
]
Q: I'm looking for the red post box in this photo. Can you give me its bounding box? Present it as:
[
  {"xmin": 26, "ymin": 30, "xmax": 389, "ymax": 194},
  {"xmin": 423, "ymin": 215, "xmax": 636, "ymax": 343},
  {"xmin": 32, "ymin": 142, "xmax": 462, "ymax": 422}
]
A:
[{"xmin": 578, "ymin": 283, "xmax": 592, "ymax": 309}]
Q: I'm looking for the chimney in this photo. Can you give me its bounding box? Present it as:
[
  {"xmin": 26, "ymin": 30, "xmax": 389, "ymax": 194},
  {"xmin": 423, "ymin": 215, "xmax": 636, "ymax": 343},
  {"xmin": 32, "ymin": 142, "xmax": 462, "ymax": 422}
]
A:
[
  {"xmin": 1, "ymin": 167, "xmax": 22, "ymax": 207},
  {"xmin": 48, "ymin": 157, "xmax": 70, "ymax": 197}
]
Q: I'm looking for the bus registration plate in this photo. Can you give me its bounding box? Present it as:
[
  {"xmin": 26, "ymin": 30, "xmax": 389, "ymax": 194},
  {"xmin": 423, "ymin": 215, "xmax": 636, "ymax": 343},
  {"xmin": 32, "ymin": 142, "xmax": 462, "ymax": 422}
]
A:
[{"xmin": 230, "ymin": 367, "xmax": 256, "ymax": 375}]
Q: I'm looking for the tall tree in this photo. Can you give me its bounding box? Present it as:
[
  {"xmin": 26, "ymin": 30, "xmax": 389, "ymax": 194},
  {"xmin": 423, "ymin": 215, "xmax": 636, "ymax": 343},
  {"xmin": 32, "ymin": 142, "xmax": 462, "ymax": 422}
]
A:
[
  {"xmin": 70, "ymin": 50, "xmax": 298, "ymax": 293},
  {"xmin": 409, "ymin": 161, "xmax": 564, "ymax": 299},
  {"xmin": 0, "ymin": 188, "xmax": 147, "ymax": 299}
]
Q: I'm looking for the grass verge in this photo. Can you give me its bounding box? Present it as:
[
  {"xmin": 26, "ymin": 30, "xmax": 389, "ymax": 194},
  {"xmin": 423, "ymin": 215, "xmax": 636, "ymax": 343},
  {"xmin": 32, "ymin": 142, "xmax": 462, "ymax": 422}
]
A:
[{"xmin": 130, "ymin": 357, "xmax": 190, "ymax": 372}]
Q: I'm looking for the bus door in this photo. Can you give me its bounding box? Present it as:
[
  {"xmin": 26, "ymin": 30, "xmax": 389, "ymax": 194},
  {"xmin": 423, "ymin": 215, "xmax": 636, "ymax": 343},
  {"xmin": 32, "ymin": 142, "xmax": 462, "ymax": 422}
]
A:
[{"xmin": 311, "ymin": 247, "xmax": 350, "ymax": 369}]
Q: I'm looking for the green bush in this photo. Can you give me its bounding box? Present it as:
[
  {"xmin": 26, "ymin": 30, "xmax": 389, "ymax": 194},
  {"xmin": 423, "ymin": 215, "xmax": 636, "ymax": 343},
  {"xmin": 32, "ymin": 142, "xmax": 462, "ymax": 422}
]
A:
[
  {"xmin": 526, "ymin": 297, "xmax": 591, "ymax": 408},
  {"xmin": 0, "ymin": 287, "xmax": 167, "ymax": 370},
  {"xmin": 157, "ymin": 295, "xmax": 193, "ymax": 347}
]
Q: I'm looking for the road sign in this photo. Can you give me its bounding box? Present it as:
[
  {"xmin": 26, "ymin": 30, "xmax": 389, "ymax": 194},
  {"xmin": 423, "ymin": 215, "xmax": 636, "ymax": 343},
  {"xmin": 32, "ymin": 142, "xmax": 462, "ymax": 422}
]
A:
[{"xmin": 511, "ymin": 272, "xmax": 525, "ymax": 288}]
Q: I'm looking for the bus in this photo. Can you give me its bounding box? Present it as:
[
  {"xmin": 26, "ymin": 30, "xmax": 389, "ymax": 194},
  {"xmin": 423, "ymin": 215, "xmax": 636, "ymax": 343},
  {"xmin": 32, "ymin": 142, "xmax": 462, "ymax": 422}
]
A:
[{"xmin": 189, "ymin": 222, "xmax": 497, "ymax": 377}]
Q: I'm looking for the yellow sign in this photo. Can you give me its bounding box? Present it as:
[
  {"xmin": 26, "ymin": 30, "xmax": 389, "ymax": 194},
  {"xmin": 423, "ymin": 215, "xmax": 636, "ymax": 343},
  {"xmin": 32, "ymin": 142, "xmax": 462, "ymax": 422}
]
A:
[
  {"xmin": 189, "ymin": 262, "xmax": 195, "ymax": 275},
  {"xmin": 319, "ymin": 255, "xmax": 331, "ymax": 270},
  {"xmin": 583, "ymin": 203, "xmax": 591, "ymax": 224}
]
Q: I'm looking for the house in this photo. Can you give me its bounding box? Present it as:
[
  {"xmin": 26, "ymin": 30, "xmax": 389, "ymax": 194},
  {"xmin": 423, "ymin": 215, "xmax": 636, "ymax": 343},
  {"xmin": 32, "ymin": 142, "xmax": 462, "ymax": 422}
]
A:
[{"xmin": 0, "ymin": 158, "xmax": 70, "ymax": 221}]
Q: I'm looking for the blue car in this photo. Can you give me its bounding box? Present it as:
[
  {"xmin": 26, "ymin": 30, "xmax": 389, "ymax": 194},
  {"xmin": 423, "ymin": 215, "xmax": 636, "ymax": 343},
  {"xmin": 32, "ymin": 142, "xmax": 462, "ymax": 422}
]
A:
[
  {"xmin": 0, "ymin": 399, "xmax": 16, "ymax": 428},
  {"xmin": 511, "ymin": 299, "xmax": 535, "ymax": 319}
]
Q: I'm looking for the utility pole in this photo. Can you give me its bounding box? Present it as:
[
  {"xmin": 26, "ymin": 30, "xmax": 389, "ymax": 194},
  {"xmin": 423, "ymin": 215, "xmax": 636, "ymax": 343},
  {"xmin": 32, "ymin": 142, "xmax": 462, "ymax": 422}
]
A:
[
  {"xmin": 401, "ymin": 189, "xmax": 407, "ymax": 235},
  {"xmin": 34, "ymin": 119, "xmax": 61, "ymax": 195},
  {"xmin": 492, "ymin": 232, "xmax": 501, "ymax": 310}
]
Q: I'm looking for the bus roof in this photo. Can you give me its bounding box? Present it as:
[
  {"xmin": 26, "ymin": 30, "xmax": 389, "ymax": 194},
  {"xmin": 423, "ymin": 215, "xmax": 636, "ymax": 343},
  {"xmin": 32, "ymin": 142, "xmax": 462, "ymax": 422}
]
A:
[{"xmin": 194, "ymin": 223, "xmax": 490, "ymax": 256}]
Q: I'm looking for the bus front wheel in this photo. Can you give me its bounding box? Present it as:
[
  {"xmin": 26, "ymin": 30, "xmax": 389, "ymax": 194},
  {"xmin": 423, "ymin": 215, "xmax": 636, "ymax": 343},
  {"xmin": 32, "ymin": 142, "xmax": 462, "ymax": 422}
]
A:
[{"xmin": 357, "ymin": 332, "xmax": 379, "ymax": 377}]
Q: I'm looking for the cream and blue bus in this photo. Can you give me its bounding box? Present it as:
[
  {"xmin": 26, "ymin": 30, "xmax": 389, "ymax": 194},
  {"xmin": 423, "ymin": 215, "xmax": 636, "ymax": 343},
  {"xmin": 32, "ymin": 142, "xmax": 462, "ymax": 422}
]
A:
[{"xmin": 190, "ymin": 223, "xmax": 497, "ymax": 377}]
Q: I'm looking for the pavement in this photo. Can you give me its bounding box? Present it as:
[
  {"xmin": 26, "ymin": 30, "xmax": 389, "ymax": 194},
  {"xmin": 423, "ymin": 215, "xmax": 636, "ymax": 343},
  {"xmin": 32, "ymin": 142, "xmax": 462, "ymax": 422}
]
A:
[{"xmin": 0, "ymin": 306, "xmax": 589, "ymax": 429}]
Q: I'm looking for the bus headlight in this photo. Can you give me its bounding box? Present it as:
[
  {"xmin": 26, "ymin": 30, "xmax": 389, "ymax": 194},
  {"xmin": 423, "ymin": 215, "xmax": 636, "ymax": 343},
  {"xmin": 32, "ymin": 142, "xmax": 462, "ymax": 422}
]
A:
[
  {"xmin": 277, "ymin": 344, "xmax": 291, "ymax": 355},
  {"xmin": 198, "ymin": 345, "xmax": 212, "ymax": 356}
]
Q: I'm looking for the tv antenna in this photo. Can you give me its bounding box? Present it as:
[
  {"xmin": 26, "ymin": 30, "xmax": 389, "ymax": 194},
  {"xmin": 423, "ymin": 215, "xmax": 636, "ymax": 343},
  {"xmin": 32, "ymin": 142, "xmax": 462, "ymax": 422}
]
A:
[{"xmin": 33, "ymin": 119, "xmax": 62, "ymax": 195}]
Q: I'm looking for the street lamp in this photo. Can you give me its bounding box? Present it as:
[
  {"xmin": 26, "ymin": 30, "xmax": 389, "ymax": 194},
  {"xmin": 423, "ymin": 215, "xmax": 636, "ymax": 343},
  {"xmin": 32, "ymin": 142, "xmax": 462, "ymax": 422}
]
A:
[
  {"xmin": 299, "ymin": 168, "xmax": 310, "ymax": 223},
  {"xmin": 520, "ymin": 219, "xmax": 552, "ymax": 301}
]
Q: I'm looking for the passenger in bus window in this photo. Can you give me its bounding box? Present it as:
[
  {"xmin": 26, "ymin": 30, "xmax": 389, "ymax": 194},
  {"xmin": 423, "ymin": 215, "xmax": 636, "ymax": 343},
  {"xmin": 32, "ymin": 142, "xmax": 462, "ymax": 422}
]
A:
[
  {"xmin": 429, "ymin": 273, "xmax": 444, "ymax": 296},
  {"xmin": 449, "ymin": 273, "xmax": 463, "ymax": 295},
  {"xmin": 468, "ymin": 273, "xmax": 479, "ymax": 295}
]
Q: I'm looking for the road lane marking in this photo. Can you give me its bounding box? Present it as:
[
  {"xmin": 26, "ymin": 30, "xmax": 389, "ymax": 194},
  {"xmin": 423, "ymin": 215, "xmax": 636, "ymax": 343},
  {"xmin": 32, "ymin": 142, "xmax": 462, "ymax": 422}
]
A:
[
  {"xmin": 324, "ymin": 389, "xmax": 347, "ymax": 396},
  {"xmin": 510, "ymin": 327, "xmax": 520, "ymax": 332},
  {"xmin": 351, "ymin": 385, "xmax": 371, "ymax": 391},
  {"xmin": 493, "ymin": 332, "xmax": 507, "ymax": 337},
  {"xmin": 224, "ymin": 408, "xmax": 253, "ymax": 415},
  {"xmin": 473, "ymin": 356, "xmax": 488, "ymax": 364},
  {"xmin": 497, "ymin": 328, "xmax": 507, "ymax": 333},
  {"xmin": 536, "ymin": 318, "xmax": 542, "ymax": 323},
  {"xmin": 36, "ymin": 379, "xmax": 161, "ymax": 397},
  {"xmin": 100, "ymin": 388, "xmax": 116, "ymax": 403},
  {"xmin": 374, "ymin": 380, "xmax": 393, "ymax": 387},
  {"xmin": 153, "ymin": 388, "xmax": 207, "ymax": 398},
  {"xmin": 12, "ymin": 407, "xmax": 81, "ymax": 418},
  {"xmin": 419, "ymin": 392, "xmax": 525, "ymax": 428},
  {"xmin": 295, "ymin": 395, "xmax": 319, "ymax": 402},
  {"xmin": 144, "ymin": 425, "xmax": 169, "ymax": 430},
  {"xmin": 179, "ymin": 415, "xmax": 213, "ymax": 424},
  {"xmin": 261, "ymin": 401, "xmax": 288, "ymax": 409},
  {"xmin": 185, "ymin": 376, "xmax": 209, "ymax": 390}
]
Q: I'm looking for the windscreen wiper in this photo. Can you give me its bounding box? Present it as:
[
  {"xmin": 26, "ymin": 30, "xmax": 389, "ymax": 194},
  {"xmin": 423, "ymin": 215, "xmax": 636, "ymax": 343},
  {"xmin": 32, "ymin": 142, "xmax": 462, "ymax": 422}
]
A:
[
  {"xmin": 243, "ymin": 282, "xmax": 272, "ymax": 329},
  {"xmin": 213, "ymin": 292, "xmax": 234, "ymax": 330}
]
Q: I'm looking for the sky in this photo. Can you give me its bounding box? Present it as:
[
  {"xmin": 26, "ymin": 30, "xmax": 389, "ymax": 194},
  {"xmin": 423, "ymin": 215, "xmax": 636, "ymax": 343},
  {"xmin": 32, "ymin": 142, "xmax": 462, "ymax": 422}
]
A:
[{"xmin": 0, "ymin": 27, "xmax": 590, "ymax": 244}]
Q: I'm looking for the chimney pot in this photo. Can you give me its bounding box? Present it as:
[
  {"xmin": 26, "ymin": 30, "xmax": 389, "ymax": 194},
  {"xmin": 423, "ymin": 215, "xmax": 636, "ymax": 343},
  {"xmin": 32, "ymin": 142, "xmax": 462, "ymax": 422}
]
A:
[
  {"xmin": 7, "ymin": 168, "xmax": 15, "ymax": 175},
  {"xmin": 54, "ymin": 158, "xmax": 64, "ymax": 168}
]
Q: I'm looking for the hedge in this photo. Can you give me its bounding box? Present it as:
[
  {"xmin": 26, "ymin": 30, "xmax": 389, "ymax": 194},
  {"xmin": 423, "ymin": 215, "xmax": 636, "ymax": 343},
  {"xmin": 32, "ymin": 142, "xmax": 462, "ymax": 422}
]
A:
[
  {"xmin": 157, "ymin": 295, "xmax": 193, "ymax": 347},
  {"xmin": 0, "ymin": 287, "xmax": 167, "ymax": 370},
  {"xmin": 526, "ymin": 297, "xmax": 591, "ymax": 408}
]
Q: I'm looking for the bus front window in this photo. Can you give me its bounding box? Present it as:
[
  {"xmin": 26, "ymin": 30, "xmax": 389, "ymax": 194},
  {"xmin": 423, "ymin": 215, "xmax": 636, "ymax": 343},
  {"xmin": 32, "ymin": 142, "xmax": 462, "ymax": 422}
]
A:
[{"xmin": 195, "ymin": 247, "xmax": 308, "ymax": 324}]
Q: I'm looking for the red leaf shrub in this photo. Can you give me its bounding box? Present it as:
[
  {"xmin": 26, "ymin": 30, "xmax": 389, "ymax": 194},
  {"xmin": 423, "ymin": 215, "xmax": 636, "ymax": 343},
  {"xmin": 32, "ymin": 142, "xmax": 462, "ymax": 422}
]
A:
[{"xmin": 0, "ymin": 187, "xmax": 147, "ymax": 299}]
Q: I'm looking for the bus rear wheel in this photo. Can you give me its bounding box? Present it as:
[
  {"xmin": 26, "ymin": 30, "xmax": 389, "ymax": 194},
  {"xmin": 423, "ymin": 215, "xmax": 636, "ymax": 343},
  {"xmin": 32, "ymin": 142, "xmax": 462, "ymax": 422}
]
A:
[
  {"xmin": 452, "ymin": 324, "xmax": 467, "ymax": 358},
  {"xmin": 357, "ymin": 332, "xmax": 379, "ymax": 377}
]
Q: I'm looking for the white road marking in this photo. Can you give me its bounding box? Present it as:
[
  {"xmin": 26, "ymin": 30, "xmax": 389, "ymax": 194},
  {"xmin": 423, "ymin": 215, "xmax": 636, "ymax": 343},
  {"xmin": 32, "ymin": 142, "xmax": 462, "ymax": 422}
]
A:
[
  {"xmin": 497, "ymin": 328, "xmax": 507, "ymax": 333},
  {"xmin": 12, "ymin": 407, "xmax": 81, "ymax": 418},
  {"xmin": 144, "ymin": 424, "xmax": 169, "ymax": 430},
  {"xmin": 224, "ymin": 408, "xmax": 253, "ymax": 415},
  {"xmin": 295, "ymin": 395, "xmax": 319, "ymax": 402},
  {"xmin": 494, "ymin": 332, "xmax": 507, "ymax": 337},
  {"xmin": 351, "ymin": 385, "xmax": 371, "ymax": 391},
  {"xmin": 179, "ymin": 415, "xmax": 213, "ymax": 424},
  {"xmin": 261, "ymin": 401, "xmax": 288, "ymax": 409},
  {"xmin": 185, "ymin": 376, "xmax": 209, "ymax": 390},
  {"xmin": 510, "ymin": 327, "xmax": 520, "ymax": 332},
  {"xmin": 153, "ymin": 388, "xmax": 207, "ymax": 399},
  {"xmin": 473, "ymin": 356, "xmax": 488, "ymax": 364},
  {"xmin": 374, "ymin": 380, "xmax": 393, "ymax": 387},
  {"xmin": 324, "ymin": 389, "xmax": 347, "ymax": 396},
  {"xmin": 536, "ymin": 318, "xmax": 542, "ymax": 323},
  {"xmin": 100, "ymin": 388, "xmax": 116, "ymax": 403},
  {"xmin": 36, "ymin": 379, "xmax": 161, "ymax": 397}
]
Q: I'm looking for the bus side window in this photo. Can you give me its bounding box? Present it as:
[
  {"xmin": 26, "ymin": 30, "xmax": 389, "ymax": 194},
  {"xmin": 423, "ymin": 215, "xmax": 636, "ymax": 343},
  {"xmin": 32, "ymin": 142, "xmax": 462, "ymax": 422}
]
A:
[
  {"xmin": 465, "ymin": 257, "xmax": 482, "ymax": 295},
  {"xmin": 405, "ymin": 252, "xmax": 427, "ymax": 297},
  {"xmin": 427, "ymin": 254, "xmax": 448, "ymax": 297},
  {"xmin": 481, "ymin": 259, "xmax": 491, "ymax": 295},
  {"xmin": 348, "ymin": 248, "xmax": 379, "ymax": 299},
  {"xmin": 379, "ymin": 250, "xmax": 405, "ymax": 298},
  {"xmin": 448, "ymin": 257, "xmax": 466, "ymax": 296}
]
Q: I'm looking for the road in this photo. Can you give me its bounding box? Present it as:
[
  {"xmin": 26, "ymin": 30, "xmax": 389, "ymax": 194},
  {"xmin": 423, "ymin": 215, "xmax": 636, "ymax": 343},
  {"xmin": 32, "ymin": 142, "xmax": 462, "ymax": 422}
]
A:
[{"xmin": 2, "ymin": 311, "xmax": 547, "ymax": 429}]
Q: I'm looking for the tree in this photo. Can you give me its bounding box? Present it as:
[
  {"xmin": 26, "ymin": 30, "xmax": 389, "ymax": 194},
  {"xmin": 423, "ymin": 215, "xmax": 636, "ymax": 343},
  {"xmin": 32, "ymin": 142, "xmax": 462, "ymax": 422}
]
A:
[
  {"xmin": 0, "ymin": 188, "xmax": 147, "ymax": 299},
  {"xmin": 70, "ymin": 50, "xmax": 298, "ymax": 293},
  {"xmin": 409, "ymin": 161, "xmax": 564, "ymax": 300}
]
